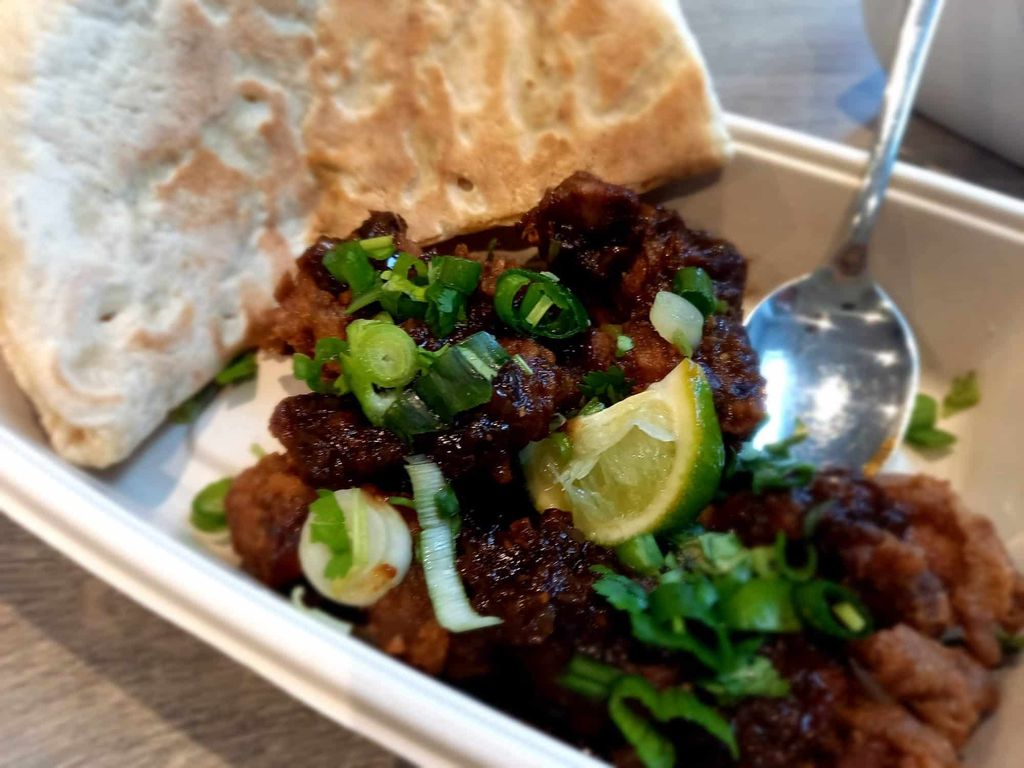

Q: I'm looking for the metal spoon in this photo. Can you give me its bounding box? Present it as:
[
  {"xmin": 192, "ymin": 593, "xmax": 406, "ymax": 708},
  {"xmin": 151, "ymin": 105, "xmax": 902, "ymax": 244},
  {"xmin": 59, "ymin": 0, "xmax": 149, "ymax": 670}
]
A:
[{"xmin": 744, "ymin": 0, "xmax": 945, "ymax": 470}]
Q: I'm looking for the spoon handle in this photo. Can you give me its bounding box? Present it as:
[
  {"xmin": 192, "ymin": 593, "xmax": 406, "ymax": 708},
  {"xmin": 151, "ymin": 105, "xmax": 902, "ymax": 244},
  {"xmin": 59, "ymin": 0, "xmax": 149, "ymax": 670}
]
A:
[{"xmin": 830, "ymin": 0, "xmax": 945, "ymax": 277}]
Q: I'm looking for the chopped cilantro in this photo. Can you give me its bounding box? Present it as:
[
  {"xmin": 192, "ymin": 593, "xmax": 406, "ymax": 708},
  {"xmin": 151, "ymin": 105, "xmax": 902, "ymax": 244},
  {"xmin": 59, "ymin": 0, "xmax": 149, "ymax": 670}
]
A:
[
  {"xmin": 725, "ymin": 422, "xmax": 815, "ymax": 495},
  {"xmin": 905, "ymin": 393, "xmax": 957, "ymax": 449},
  {"xmin": 700, "ymin": 654, "xmax": 790, "ymax": 705},
  {"xmin": 943, "ymin": 371, "xmax": 980, "ymax": 417},
  {"xmin": 616, "ymin": 334, "xmax": 635, "ymax": 358},
  {"xmin": 581, "ymin": 365, "xmax": 632, "ymax": 405},
  {"xmin": 591, "ymin": 565, "xmax": 648, "ymax": 613}
]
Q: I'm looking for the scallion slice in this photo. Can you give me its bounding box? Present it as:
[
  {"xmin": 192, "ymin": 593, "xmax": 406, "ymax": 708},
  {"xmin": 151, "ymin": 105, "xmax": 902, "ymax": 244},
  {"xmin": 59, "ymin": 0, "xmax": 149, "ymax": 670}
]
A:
[
  {"xmin": 673, "ymin": 266, "xmax": 717, "ymax": 318},
  {"xmin": 299, "ymin": 489, "xmax": 412, "ymax": 608},
  {"xmin": 429, "ymin": 255, "xmax": 482, "ymax": 295},
  {"xmin": 358, "ymin": 235, "xmax": 396, "ymax": 261},
  {"xmin": 793, "ymin": 579, "xmax": 873, "ymax": 639},
  {"xmin": 558, "ymin": 654, "xmax": 623, "ymax": 701},
  {"xmin": 383, "ymin": 390, "xmax": 446, "ymax": 442},
  {"xmin": 718, "ymin": 578, "xmax": 801, "ymax": 633},
  {"xmin": 650, "ymin": 291, "xmax": 704, "ymax": 357},
  {"xmin": 190, "ymin": 478, "xmax": 232, "ymax": 533},
  {"xmin": 323, "ymin": 241, "xmax": 380, "ymax": 296},
  {"xmin": 773, "ymin": 532, "xmax": 818, "ymax": 582},
  {"xmin": 608, "ymin": 675, "xmax": 739, "ymax": 766},
  {"xmin": 493, "ymin": 269, "xmax": 589, "ymax": 339},
  {"xmin": 214, "ymin": 350, "xmax": 258, "ymax": 386},
  {"xmin": 405, "ymin": 456, "xmax": 501, "ymax": 632},
  {"xmin": 616, "ymin": 534, "xmax": 664, "ymax": 575},
  {"xmin": 347, "ymin": 320, "xmax": 419, "ymax": 389},
  {"xmin": 413, "ymin": 332, "xmax": 508, "ymax": 420}
]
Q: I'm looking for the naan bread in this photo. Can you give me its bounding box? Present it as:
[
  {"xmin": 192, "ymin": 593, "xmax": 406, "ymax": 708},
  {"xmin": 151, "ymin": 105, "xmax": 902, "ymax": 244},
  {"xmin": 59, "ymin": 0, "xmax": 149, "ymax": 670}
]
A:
[{"xmin": 0, "ymin": 0, "xmax": 729, "ymax": 468}]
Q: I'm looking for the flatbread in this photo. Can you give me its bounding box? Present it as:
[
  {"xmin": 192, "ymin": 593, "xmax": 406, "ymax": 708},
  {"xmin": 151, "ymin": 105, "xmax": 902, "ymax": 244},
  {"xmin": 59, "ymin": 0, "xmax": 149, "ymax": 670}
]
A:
[{"xmin": 0, "ymin": 0, "xmax": 729, "ymax": 468}]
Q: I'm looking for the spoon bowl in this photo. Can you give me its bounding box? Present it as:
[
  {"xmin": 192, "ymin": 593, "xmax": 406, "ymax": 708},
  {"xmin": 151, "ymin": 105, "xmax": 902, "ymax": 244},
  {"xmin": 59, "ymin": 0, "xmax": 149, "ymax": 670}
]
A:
[
  {"xmin": 745, "ymin": 268, "xmax": 918, "ymax": 470},
  {"xmin": 744, "ymin": 0, "xmax": 942, "ymax": 469}
]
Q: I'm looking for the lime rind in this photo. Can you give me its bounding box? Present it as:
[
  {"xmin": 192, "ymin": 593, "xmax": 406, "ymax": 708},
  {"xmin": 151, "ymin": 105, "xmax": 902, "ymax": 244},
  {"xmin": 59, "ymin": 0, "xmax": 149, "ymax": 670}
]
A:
[{"xmin": 521, "ymin": 360, "xmax": 724, "ymax": 545}]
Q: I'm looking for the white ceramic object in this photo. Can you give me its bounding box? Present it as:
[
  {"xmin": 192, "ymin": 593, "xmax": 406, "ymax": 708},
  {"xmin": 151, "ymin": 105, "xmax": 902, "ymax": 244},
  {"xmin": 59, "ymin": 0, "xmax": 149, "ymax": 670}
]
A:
[
  {"xmin": 862, "ymin": 0, "xmax": 1024, "ymax": 166},
  {"xmin": 2, "ymin": 114, "xmax": 1023, "ymax": 767}
]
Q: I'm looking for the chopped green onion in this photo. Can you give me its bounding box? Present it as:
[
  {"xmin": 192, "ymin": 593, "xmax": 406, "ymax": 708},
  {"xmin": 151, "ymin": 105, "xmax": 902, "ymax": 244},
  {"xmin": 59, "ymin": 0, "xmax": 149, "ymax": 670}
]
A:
[
  {"xmin": 358, "ymin": 235, "xmax": 396, "ymax": 261},
  {"xmin": 616, "ymin": 333, "xmax": 635, "ymax": 357},
  {"xmin": 190, "ymin": 478, "xmax": 232, "ymax": 533},
  {"xmin": 578, "ymin": 398, "xmax": 606, "ymax": 417},
  {"xmin": 673, "ymin": 267, "xmax": 717, "ymax": 318},
  {"xmin": 793, "ymin": 579, "xmax": 873, "ymax": 639},
  {"xmin": 833, "ymin": 602, "xmax": 867, "ymax": 633},
  {"xmin": 608, "ymin": 675, "xmax": 739, "ymax": 766},
  {"xmin": 405, "ymin": 456, "xmax": 501, "ymax": 632},
  {"xmin": 169, "ymin": 383, "xmax": 218, "ymax": 423},
  {"xmin": 308, "ymin": 489, "xmax": 355, "ymax": 579},
  {"xmin": 250, "ymin": 443, "xmax": 267, "ymax": 459},
  {"xmin": 388, "ymin": 496, "xmax": 417, "ymax": 509},
  {"xmin": 616, "ymin": 534, "xmax": 664, "ymax": 575},
  {"xmin": 558, "ymin": 654, "xmax": 623, "ymax": 700},
  {"xmin": 323, "ymin": 241, "xmax": 380, "ymax": 295},
  {"xmin": 648, "ymin": 577, "xmax": 719, "ymax": 629},
  {"xmin": 650, "ymin": 291, "xmax": 704, "ymax": 357},
  {"xmin": 299, "ymin": 490, "xmax": 412, "ymax": 607},
  {"xmin": 905, "ymin": 393, "xmax": 957, "ymax": 449},
  {"xmin": 292, "ymin": 337, "xmax": 351, "ymax": 395},
  {"xmin": 383, "ymin": 390, "xmax": 446, "ymax": 442},
  {"xmin": 413, "ymin": 332, "xmax": 508, "ymax": 420},
  {"xmin": 347, "ymin": 320, "xmax": 419, "ymax": 389},
  {"xmin": 214, "ymin": 350, "xmax": 258, "ymax": 386},
  {"xmin": 429, "ymin": 255, "xmax": 482, "ymax": 295},
  {"xmin": 170, "ymin": 350, "xmax": 259, "ymax": 422},
  {"xmin": 345, "ymin": 285, "xmax": 386, "ymax": 315},
  {"xmin": 943, "ymin": 371, "xmax": 980, "ymax": 417},
  {"xmin": 719, "ymin": 578, "xmax": 801, "ymax": 633},
  {"xmin": 493, "ymin": 269, "xmax": 589, "ymax": 339},
  {"xmin": 774, "ymin": 532, "xmax": 817, "ymax": 582},
  {"xmin": 524, "ymin": 294, "xmax": 554, "ymax": 327},
  {"xmin": 512, "ymin": 354, "xmax": 534, "ymax": 375}
]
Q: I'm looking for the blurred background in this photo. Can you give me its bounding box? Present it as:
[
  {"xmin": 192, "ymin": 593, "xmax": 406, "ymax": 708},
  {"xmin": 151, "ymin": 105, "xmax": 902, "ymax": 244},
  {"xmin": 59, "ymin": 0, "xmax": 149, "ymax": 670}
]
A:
[{"xmin": 1, "ymin": 1, "xmax": 1021, "ymax": 767}]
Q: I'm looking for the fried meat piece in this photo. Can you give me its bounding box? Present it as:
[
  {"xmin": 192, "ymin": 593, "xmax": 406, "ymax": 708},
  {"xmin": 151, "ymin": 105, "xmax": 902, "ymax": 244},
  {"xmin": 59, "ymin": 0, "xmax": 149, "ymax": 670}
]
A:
[
  {"xmin": 270, "ymin": 394, "xmax": 408, "ymax": 489},
  {"xmin": 224, "ymin": 452, "xmax": 316, "ymax": 588},
  {"xmin": 523, "ymin": 172, "xmax": 764, "ymax": 440},
  {"xmin": 692, "ymin": 315, "xmax": 766, "ymax": 438},
  {"xmin": 853, "ymin": 625, "xmax": 997, "ymax": 747},
  {"xmin": 359, "ymin": 566, "xmax": 450, "ymax": 676},
  {"xmin": 877, "ymin": 474, "xmax": 1024, "ymax": 666},
  {"xmin": 261, "ymin": 213, "xmax": 418, "ymax": 355}
]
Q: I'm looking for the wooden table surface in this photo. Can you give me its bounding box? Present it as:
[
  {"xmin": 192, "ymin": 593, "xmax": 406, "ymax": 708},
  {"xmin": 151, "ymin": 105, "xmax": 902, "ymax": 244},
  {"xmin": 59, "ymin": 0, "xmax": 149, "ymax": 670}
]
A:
[{"xmin": 2, "ymin": 2, "xmax": 1021, "ymax": 767}]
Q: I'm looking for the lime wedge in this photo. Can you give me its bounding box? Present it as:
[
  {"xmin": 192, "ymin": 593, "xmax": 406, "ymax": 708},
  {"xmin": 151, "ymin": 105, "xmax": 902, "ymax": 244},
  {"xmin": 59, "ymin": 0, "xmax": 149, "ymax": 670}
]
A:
[{"xmin": 521, "ymin": 360, "xmax": 724, "ymax": 545}]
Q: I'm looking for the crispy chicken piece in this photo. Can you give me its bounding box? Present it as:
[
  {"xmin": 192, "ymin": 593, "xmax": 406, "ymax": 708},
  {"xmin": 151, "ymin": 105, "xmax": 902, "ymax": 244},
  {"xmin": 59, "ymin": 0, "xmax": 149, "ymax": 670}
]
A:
[
  {"xmin": 854, "ymin": 625, "xmax": 997, "ymax": 747},
  {"xmin": 878, "ymin": 474, "xmax": 1024, "ymax": 666},
  {"xmin": 224, "ymin": 452, "xmax": 316, "ymax": 588}
]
